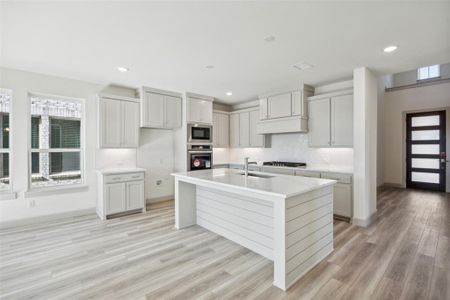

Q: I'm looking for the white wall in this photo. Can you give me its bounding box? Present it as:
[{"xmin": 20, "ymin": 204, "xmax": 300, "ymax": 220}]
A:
[
  {"xmin": 0, "ymin": 68, "xmax": 174, "ymax": 226},
  {"xmin": 381, "ymin": 80, "xmax": 450, "ymax": 191}
]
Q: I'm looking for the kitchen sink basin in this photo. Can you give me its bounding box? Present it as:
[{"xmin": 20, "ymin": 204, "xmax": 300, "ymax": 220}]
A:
[{"xmin": 237, "ymin": 172, "xmax": 275, "ymax": 179}]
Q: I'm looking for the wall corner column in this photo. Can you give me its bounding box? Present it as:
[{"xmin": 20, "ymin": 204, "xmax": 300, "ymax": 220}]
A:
[{"xmin": 353, "ymin": 67, "xmax": 378, "ymax": 227}]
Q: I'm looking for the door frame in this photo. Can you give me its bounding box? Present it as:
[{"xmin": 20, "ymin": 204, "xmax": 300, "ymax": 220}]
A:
[{"xmin": 402, "ymin": 107, "xmax": 450, "ymax": 192}]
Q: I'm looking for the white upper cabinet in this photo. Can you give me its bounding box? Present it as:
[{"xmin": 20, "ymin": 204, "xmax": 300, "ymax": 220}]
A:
[
  {"xmin": 308, "ymin": 90, "xmax": 353, "ymax": 148},
  {"xmin": 213, "ymin": 111, "xmax": 229, "ymax": 148},
  {"xmin": 331, "ymin": 94, "xmax": 353, "ymax": 147},
  {"xmin": 308, "ymin": 98, "xmax": 331, "ymax": 147},
  {"xmin": 121, "ymin": 100, "xmax": 140, "ymax": 148},
  {"xmin": 267, "ymin": 93, "xmax": 292, "ymax": 119},
  {"xmin": 187, "ymin": 97, "xmax": 213, "ymax": 124},
  {"xmin": 230, "ymin": 108, "xmax": 268, "ymax": 148},
  {"xmin": 249, "ymin": 109, "xmax": 264, "ymax": 147},
  {"xmin": 257, "ymin": 85, "xmax": 314, "ymax": 134},
  {"xmin": 230, "ymin": 113, "xmax": 240, "ymax": 147},
  {"xmin": 239, "ymin": 111, "xmax": 250, "ymax": 147},
  {"xmin": 99, "ymin": 95, "xmax": 140, "ymax": 148},
  {"xmin": 259, "ymin": 98, "xmax": 268, "ymax": 120},
  {"xmin": 165, "ymin": 95, "xmax": 182, "ymax": 128},
  {"xmin": 291, "ymin": 90, "xmax": 305, "ymax": 117},
  {"xmin": 100, "ymin": 97, "xmax": 122, "ymax": 148},
  {"xmin": 140, "ymin": 87, "xmax": 182, "ymax": 129}
]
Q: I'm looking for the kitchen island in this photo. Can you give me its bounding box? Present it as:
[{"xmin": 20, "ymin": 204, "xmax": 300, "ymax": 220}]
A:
[{"xmin": 171, "ymin": 168, "xmax": 336, "ymax": 291}]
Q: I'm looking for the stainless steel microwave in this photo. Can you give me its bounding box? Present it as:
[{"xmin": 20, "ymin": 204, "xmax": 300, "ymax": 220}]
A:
[{"xmin": 187, "ymin": 124, "xmax": 212, "ymax": 144}]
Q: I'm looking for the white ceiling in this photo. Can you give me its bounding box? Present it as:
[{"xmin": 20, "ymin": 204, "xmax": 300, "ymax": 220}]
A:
[{"xmin": 1, "ymin": 1, "xmax": 449, "ymax": 103}]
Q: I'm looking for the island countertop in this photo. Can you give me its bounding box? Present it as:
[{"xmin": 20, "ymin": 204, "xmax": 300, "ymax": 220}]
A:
[{"xmin": 171, "ymin": 168, "xmax": 336, "ymax": 199}]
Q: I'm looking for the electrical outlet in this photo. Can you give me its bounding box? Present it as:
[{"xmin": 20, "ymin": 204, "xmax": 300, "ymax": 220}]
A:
[
  {"xmin": 156, "ymin": 180, "xmax": 162, "ymax": 186},
  {"xmin": 28, "ymin": 200, "xmax": 36, "ymax": 208}
]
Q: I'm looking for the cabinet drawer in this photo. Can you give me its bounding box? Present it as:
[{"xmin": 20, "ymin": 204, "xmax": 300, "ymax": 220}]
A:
[
  {"xmin": 295, "ymin": 170, "xmax": 320, "ymax": 178},
  {"xmin": 321, "ymin": 172, "xmax": 352, "ymax": 184},
  {"xmin": 104, "ymin": 172, "xmax": 144, "ymax": 183},
  {"xmin": 229, "ymin": 164, "xmax": 244, "ymax": 170}
]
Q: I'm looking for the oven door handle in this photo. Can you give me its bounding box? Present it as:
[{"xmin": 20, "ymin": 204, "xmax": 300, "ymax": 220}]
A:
[{"xmin": 188, "ymin": 151, "xmax": 213, "ymax": 154}]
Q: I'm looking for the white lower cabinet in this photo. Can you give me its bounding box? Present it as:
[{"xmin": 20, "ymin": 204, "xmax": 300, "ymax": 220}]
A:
[
  {"xmin": 105, "ymin": 183, "xmax": 126, "ymax": 214},
  {"xmin": 320, "ymin": 172, "xmax": 353, "ymax": 219},
  {"xmin": 126, "ymin": 181, "xmax": 145, "ymax": 210},
  {"xmin": 294, "ymin": 170, "xmax": 353, "ymax": 219},
  {"xmin": 333, "ymin": 183, "xmax": 352, "ymax": 218},
  {"xmin": 97, "ymin": 170, "xmax": 145, "ymax": 220}
]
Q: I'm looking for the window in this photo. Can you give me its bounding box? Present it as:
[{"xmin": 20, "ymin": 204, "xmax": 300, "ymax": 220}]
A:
[
  {"xmin": 29, "ymin": 94, "xmax": 83, "ymax": 188},
  {"xmin": 0, "ymin": 89, "xmax": 11, "ymax": 192},
  {"xmin": 417, "ymin": 65, "xmax": 440, "ymax": 81}
]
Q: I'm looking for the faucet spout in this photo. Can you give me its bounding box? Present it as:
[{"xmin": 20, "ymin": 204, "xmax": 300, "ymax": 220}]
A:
[{"xmin": 244, "ymin": 157, "xmax": 250, "ymax": 177}]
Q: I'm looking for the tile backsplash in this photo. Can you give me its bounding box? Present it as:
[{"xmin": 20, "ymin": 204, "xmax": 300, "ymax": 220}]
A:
[{"xmin": 214, "ymin": 133, "xmax": 353, "ymax": 167}]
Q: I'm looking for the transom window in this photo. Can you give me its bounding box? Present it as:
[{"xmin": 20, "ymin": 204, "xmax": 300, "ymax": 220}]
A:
[
  {"xmin": 0, "ymin": 89, "xmax": 11, "ymax": 192},
  {"xmin": 417, "ymin": 65, "xmax": 440, "ymax": 81},
  {"xmin": 29, "ymin": 94, "xmax": 84, "ymax": 188}
]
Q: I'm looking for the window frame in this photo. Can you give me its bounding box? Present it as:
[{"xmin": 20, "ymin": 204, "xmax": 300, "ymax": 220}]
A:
[
  {"xmin": 0, "ymin": 88, "xmax": 13, "ymax": 196},
  {"xmin": 417, "ymin": 65, "xmax": 441, "ymax": 81},
  {"xmin": 27, "ymin": 92, "xmax": 86, "ymax": 192}
]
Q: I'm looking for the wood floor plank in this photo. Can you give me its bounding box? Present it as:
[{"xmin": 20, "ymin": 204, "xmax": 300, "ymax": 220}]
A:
[{"xmin": 1, "ymin": 188, "xmax": 449, "ymax": 300}]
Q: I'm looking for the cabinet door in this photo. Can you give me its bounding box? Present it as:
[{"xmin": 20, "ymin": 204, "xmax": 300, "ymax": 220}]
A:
[
  {"xmin": 143, "ymin": 92, "xmax": 165, "ymax": 128},
  {"xmin": 291, "ymin": 90, "xmax": 303, "ymax": 116},
  {"xmin": 126, "ymin": 181, "xmax": 144, "ymax": 210},
  {"xmin": 229, "ymin": 113, "xmax": 240, "ymax": 148},
  {"xmin": 221, "ymin": 114, "xmax": 229, "ymax": 147},
  {"xmin": 239, "ymin": 112, "xmax": 250, "ymax": 147},
  {"xmin": 188, "ymin": 98, "xmax": 212, "ymax": 124},
  {"xmin": 201, "ymin": 101, "xmax": 213, "ymax": 124},
  {"xmin": 308, "ymin": 98, "xmax": 331, "ymax": 147},
  {"xmin": 333, "ymin": 183, "xmax": 352, "ymax": 218},
  {"xmin": 105, "ymin": 182, "xmax": 126, "ymax": 214},
  {"xmin": 249, "ymin": 109, "xmax": 264, "ymax": 147},
  {"xmin": 121, "ymin": 101, "xmax": 139, "ymax": 147},
  {"xmin": 100, "ymin": 98, "xmax": 121, "ymax": 148},
  {"xmin": 267, "ymin": 93, "xmax": 292, "ymax": 119},
  {"xmin": 213, "ymin": 112, "xmax": 229, "ymax": 147},
  {"xmin": 165, "ymin": 95, "xmax": 182, "ymax": 128},
  {"xmin": 213, "ymin": 112, "xmax": 220, "ymax": 147},
  {"xmin": 331, "ymin": 94, "xmax": 353, "ymax": 147},
  {"xmin": 259, "ymin": 98, "xmax": 268, "ymax": 120}
]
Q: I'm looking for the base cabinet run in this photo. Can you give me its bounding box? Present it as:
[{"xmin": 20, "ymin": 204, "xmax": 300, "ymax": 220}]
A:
[{"xmin": 97, "ymin": 170, "xmax": 145, "ymax": 220}]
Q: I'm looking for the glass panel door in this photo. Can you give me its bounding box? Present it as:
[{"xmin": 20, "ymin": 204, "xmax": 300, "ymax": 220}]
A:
[{"xmin": 406, "ymin": 111, "xmax": 446, "ymax": 191}]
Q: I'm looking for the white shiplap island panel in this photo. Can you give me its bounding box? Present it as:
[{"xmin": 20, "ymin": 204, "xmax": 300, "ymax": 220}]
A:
[{"xmin": 172, "ymin": 168, "xmax": 336, "ymax": 291}]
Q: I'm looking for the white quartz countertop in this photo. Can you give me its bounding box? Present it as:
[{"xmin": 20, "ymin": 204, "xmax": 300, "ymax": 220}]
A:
[
  {"xmin": 214, "ymin": 162, "xmax": 353, "ymax": 175},
  {"xmin": 171, "ymin": 168, "xmax": 336, "ymax": 199},
  {"xmin": 97, "ymin": 167, "xmax": 146, "ymax": 175}
]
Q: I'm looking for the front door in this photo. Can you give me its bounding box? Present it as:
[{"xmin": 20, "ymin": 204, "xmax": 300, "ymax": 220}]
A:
[{"xmin": 406, "ymin": 110, "xmax": 446, "ymax": 191}]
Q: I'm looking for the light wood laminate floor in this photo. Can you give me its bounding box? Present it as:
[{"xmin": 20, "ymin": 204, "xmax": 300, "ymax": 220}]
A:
[{"xmin": 1, "ymin": 187, "xmax": 449, "ymax": 300}]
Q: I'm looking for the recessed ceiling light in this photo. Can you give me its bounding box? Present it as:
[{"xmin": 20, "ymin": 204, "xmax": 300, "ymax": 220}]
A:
[
  {"xmin": 292, "ymin": 62, "xmax": 313, "ymax": 71},
  {"xmin": 383, "ymin": 45, "xmax": 398, "ymax": 53},
  {"xmin": 205, "ymin": 65, "xmax": 215, "ymax": 69},
  {"xmin": 264, "ymin": 35, "xmax": 275, "ymax": 42},
  {"xmin": 226, "ymin": 92, "xmax": 233, "ymax": 96},
  {"xmin": 117, "ymin": 66, "xmax": 129, "ymax": 72}
]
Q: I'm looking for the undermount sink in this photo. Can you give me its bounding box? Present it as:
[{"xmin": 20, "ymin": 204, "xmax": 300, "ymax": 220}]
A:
[{"xmin": 237, "ymin": 172, "xmax": 275, "ymax": 179}]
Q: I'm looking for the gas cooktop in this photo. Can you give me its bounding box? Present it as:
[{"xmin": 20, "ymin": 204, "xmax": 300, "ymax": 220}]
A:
[{"xmin": 263, "ymin": 161, "xmax": 307, "ymax": 168}]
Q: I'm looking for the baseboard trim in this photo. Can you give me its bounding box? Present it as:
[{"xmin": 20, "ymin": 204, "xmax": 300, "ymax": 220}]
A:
[
  {"xmin": 0, "ymin": 208, "xmax": 96, "ymax": 229},
  {"xmin": 146, "ymin": 195, "xmax": 174, "ymax": 204},
  {"xmin": 352, "ymin": 210, "xmax": 378, "ymax": 227}
]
